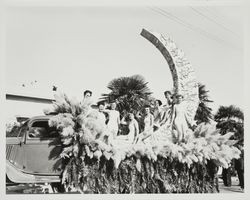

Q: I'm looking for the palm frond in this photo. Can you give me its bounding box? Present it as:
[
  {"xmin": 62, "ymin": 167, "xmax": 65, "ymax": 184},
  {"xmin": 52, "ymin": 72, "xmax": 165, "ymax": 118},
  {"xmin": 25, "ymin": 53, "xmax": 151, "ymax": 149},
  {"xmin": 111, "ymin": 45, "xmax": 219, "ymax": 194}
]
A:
[
  {"xmin": 100, "ymin": 75, "xmax": 153, "ymax": 117},
  {"xmin": 195, "ymin": 83, "xmax": 213, "ymax": 124}
]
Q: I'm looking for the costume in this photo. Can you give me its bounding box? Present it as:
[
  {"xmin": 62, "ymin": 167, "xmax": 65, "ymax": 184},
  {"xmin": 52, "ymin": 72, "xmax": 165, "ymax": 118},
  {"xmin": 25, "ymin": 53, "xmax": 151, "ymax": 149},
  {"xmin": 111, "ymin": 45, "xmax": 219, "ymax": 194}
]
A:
[
  {"xmin": 107, "ymin": 110, "xmax": 120, "ymax": 140},
  {"xmin": 141, "ymin": 114, "xmax": 154, "ymax": 140},
  {"xmin": 127, "ymin": 119, "xmax": 139, "ymax": 143},
  {"xmin": 161, "ymin": 104, "xmax": 173, "ymax": 126},
  {"xmin": 153, "ymin": 107, "xmax": 164, "ymax": 130},
  {"xmin": 144, "ymin": 114, "xmax": 154, "ymax": 132},
  {"xmin": 97, "ymin": 111, "xmax": 106, "ymax": 127},
  {"xmin": 173, "ymin": 102, "xmax": 189, "ymax": 141}
]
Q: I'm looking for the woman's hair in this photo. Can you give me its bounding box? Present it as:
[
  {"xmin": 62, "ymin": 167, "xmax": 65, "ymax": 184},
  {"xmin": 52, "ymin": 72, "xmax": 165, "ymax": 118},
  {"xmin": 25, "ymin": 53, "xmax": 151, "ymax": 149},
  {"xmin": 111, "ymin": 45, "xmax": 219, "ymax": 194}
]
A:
[
  {"xmin": 175, "ymin": 94, "xmax": 184, "ymax": 98},
  {"xmin": 97, "ymin": 102, "xmax": 104, "ymax": 106},
  {"xmin": 125, "ymin": 113, "xmax": 134, "ymax": 121},
  {"xmin": 155, "ymin": 99, "xmax": 162, "ymax": 106},
  {"xmin": 128, "ymin": 113, "xmax": 134, "ymax": 118},
  {"xmin": 84, "ymin": 90, "xmax": 92, "ymax": 97},
  {"xmin": 164, "ymin": 90, "xmax": 172, "ymax": 96}
]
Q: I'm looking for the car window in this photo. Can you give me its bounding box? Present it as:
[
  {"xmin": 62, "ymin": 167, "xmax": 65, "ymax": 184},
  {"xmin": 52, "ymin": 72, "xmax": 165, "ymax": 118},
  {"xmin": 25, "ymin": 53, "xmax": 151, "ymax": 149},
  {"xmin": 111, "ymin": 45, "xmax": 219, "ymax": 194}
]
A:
[{"xmin": 28, "ymin": 120, "xmax": 58, "ymax": 139}]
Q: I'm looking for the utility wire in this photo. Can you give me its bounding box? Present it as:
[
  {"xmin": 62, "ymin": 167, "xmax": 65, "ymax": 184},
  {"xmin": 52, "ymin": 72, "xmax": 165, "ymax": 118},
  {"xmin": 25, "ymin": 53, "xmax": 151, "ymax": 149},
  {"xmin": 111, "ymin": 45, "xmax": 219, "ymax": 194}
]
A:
[
  {"xmin": 202, "ymin": 6, "xmax": 232, "ymax": 25},
  {"xmin": 201, "ymin": 6, "xmax": 241, "ymax": 33},
  {"xmin": 149, "ymin": 6, "xmax": 241, "ymax": 51},
  {"xmin": 189, "ymin": 6, "xmax": 240, "ymax": 38},
  {"xmin": 151, "ymin": 7, "xmax": 230, "ymax": 47}
]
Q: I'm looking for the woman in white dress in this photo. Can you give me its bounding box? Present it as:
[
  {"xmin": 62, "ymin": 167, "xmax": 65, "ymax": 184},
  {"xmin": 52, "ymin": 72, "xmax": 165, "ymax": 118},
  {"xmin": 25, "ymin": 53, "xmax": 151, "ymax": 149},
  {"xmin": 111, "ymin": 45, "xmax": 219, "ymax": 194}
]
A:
[
  {"xmin": 103, "ymin": 102, "xmax": 120, "ymax": 142},
  {"xmin": 120, "ymin": 113, "xmax": 139, "ymax": 144},
  {"xmin": 143, "ymin": 106, "xmax": 154, "ymax": 133},
  {"xmin": 170, "ymin": 94, "xmax": 189, "ymax": 143},
  {"xmin": 97, "ymin": 103, "xmax": 107, "ymax": 127}
]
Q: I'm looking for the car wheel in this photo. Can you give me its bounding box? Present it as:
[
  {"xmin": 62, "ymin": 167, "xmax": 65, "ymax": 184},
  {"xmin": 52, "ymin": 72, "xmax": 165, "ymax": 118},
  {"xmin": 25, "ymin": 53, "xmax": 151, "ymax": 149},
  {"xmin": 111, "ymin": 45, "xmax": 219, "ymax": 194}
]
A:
[{"xmin": 51, "ymin": 182, "xmax": 65, "ymax": 193}]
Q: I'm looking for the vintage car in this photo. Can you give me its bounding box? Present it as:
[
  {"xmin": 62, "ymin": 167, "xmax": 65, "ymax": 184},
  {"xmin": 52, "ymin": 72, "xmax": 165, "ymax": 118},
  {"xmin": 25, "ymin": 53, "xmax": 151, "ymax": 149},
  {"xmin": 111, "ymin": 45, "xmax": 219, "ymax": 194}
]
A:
[{"xmin": 6, "ymin": 115, "xmax": 63, "ymax": 186}]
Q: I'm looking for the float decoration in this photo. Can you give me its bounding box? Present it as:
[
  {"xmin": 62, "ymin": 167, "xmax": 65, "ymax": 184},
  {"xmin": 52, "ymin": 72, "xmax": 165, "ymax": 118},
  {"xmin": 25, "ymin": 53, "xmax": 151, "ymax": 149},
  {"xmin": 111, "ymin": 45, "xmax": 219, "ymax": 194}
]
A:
[{"xmin": 47, "ymin": 29, "xmax": 240, "ymax": 193}]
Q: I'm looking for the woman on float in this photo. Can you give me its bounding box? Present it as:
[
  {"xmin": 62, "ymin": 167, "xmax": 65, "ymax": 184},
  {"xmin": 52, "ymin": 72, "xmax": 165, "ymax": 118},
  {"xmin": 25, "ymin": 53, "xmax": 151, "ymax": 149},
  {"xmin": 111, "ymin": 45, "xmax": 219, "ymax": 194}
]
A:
[
  {"xmin": 119, "ymin": 113, "xmax": 139, "ymax": 144},
  {"xmin": 170, "ymin": 94, "xmax": 189, "ymax": 143}
]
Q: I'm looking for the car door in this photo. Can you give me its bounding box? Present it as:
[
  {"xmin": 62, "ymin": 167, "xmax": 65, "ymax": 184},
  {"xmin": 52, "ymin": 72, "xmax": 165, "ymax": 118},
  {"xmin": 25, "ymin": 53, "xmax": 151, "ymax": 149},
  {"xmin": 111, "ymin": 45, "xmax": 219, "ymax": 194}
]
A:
[
  {"xmin": 6, "ymin": 124, "xmax": 28, "ymax": 171},
  {"xmin": 22, "ymin": 118, "xmax": 62, "ymax": 175}
]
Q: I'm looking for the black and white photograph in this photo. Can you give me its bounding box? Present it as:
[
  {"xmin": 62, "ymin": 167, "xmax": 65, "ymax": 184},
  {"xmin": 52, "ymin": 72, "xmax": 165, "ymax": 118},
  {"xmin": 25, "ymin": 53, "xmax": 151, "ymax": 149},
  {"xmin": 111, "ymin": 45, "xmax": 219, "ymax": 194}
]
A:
[{"xmin": 1, "ymin": 0, "xmax": 249, "ymax": 198}]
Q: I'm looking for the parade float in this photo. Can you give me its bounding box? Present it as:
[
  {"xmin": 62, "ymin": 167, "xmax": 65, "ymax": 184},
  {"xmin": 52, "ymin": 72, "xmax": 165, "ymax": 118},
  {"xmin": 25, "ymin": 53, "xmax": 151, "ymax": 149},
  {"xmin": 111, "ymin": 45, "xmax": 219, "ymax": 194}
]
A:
[
  {"xmin": 6, "ymin": 29, "xmax": 241, "ymax": 193},
  {"xmin": 46, "ymin": 29, "xmax": 241, "ymax": 193}
]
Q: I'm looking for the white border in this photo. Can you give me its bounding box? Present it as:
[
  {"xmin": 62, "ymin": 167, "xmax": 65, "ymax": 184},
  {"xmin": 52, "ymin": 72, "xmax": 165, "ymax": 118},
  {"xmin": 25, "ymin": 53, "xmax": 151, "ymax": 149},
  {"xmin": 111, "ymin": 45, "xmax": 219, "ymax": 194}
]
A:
[{"xmin": 1, "ymin": 0, "xmax": 249, "ymax": 200}]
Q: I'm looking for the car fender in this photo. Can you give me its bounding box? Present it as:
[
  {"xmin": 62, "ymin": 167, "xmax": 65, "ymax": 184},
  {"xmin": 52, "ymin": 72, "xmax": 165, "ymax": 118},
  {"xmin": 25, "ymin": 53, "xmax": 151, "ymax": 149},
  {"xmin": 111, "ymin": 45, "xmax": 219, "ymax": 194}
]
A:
[{"xmin": 6, "ymin": 160, "xmax": 60, "ymax": 184}]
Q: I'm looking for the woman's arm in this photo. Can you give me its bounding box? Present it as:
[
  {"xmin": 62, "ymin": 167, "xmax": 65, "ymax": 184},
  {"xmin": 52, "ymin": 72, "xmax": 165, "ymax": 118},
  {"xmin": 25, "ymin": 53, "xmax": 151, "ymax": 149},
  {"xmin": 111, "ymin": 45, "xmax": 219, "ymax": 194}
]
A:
[
  {"xmin": 135, "ymin": 111, "xmax": 142, "ymax": 119},
  {"xmin": 120, "ymin": 116, "xmax": 127, "ymax": 125},
  {"xmin": 150, "ymin": 114, "xmax": 154, "ymax": 129},
  {"xmin": 135, "ymin": 121, "xmax": 139, "ymax": 137},
  {"xmin": 170, "ymin": 105, "xmax": 176, "ymax": 126},
  {"xmin": 132, "ymin": 122, "xmax": 139, "ymax": 144},
  {"xmin": 102, "ymin": 109, "xmax": 110, "ymax": 114},
  {"xmin": 117, "ymin": 112, "xmax": 121, "ymax": 125}
]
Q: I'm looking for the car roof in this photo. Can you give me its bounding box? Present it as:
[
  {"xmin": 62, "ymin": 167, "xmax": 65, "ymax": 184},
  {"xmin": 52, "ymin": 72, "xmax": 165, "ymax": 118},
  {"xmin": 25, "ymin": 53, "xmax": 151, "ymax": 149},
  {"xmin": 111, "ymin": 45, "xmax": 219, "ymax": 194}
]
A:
[
  {"xmin": 29, "ymin": 115, "xmax": 54, "ymax": 120},
  {"xmin": 27, "ymin": 115, "xmax": 54, "ymax": 126}
]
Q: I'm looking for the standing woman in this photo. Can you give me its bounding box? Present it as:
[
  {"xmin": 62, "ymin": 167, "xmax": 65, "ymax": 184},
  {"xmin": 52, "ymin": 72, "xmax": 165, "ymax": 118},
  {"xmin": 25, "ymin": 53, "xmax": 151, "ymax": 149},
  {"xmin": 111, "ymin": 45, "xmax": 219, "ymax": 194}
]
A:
[
  {"xmin": 170, "ymin": 94, "xmax": 189, "ymax": 143},
  {"xmin": 161, "ymin": 91, "xmax": 174, "ymax": 126},
  {"xmin": 103, "ymin": 102, "xmax": 120, "ymax": 142},
  {"xmin": 164, "ymin": 90, "xmax": 173, "ymax": 105},
  {"xmin": 153, "ymin": 100, "xmax": 164, "ymax": 130}
]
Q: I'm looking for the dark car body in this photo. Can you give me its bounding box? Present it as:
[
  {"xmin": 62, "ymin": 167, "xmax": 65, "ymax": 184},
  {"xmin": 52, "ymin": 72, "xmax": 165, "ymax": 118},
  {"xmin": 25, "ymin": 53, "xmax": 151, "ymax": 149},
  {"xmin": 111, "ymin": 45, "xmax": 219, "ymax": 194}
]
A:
[{"xmin": 6, "ymin": 115, "xmax": 62, "ymax": 184}]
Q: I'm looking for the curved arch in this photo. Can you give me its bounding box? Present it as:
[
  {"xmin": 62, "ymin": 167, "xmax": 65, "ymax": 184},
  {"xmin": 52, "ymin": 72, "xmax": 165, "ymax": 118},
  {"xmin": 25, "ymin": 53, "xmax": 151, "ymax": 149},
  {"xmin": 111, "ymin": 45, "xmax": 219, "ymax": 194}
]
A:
[{"xmin": 140, "ymin": 28, "xmax": 199, "ymax": 122}]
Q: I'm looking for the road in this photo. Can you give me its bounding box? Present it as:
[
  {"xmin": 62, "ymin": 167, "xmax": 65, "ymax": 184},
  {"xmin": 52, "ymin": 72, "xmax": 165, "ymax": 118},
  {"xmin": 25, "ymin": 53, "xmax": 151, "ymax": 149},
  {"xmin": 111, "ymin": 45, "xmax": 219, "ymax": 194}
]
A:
[
  {"xmin": 6, "ymin": 176, "xmax": 243, "ymax": 194},
  {"xmin": 218, "ymin": 176, "xmax": 244, "ymax": 193}
]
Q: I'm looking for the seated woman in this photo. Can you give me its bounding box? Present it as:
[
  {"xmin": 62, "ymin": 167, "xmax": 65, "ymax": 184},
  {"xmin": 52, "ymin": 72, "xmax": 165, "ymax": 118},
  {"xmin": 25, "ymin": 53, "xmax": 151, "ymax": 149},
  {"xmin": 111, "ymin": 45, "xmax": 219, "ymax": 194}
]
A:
[
  {"xmin": 135, "ymin": 105, "xmax": 154, "ymax": 143},
  {"xmin": 118, "ymin": 113, "xmax": 139, "ymax": 144}
]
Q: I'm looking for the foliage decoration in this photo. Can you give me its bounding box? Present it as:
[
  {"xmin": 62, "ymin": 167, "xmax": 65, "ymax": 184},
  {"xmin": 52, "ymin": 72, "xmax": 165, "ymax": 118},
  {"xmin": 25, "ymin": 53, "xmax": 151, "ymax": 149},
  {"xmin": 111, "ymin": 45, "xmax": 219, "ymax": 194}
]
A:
[
  {"xmin": 214, "ymin": 105, "xmax": 244, "ymax": 146},
  {"xmin": 194, "ymin": 83, "xmax": 214, "ymax": 124},
  {"xmin": 100, "ymin": 75, "xmax": 153, "ymax": 117},
  {"xmin": 47, "ymin": 92, "xmax": 241, "ymax": 193},
  {"xmin": 6, "ymin": 119, "xmax": 21, "ymax": 137}
]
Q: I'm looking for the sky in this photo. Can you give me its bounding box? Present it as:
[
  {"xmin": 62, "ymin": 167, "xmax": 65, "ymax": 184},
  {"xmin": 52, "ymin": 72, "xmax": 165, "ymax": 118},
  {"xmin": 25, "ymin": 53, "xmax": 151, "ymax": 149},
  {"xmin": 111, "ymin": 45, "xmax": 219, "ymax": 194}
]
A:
[{"xmin": 5, "ymin": 5, "xmax": 245, "ymax": 113}]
